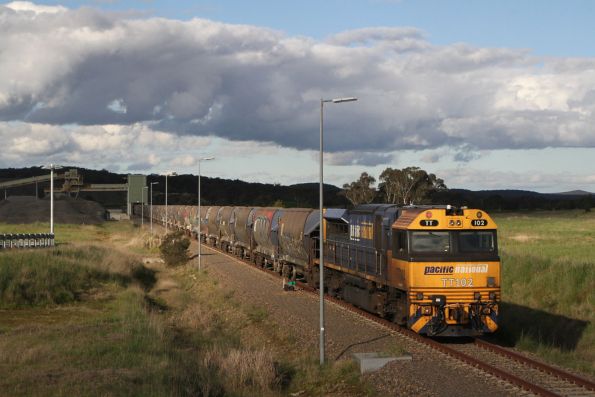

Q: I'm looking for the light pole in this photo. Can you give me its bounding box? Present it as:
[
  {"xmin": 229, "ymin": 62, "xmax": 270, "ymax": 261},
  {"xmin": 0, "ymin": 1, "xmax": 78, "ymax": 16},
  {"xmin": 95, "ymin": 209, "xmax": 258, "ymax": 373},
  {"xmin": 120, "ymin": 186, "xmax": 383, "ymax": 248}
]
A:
[
  {"xmin": 319, "ymin": 97, "xmax": 357, "ymax": 365},
  {"xmin": 161, "ymin": 172, "xmax": 177, "ymax": 234},
  {"xmin": 42, "ymin": 164, "xmax": 63, "ymax": 236},
  {"xmin": 150, "ymin": 182, "xmax": 159, "ymax": 236},
  {"xmin": 141, "ymin": 186, "xmax": 148, "ymax": 227},
  {"xmin": 197, "ymin": 157, "xmax": 215, "ymax": 271}
]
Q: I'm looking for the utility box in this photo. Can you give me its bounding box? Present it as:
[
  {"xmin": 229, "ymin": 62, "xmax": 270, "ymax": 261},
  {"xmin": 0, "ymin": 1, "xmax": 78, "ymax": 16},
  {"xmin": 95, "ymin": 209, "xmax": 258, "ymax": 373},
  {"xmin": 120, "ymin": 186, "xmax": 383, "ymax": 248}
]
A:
[{"xmin": 127, "ymin": 174, "xmax": 147, "ymax": 215}]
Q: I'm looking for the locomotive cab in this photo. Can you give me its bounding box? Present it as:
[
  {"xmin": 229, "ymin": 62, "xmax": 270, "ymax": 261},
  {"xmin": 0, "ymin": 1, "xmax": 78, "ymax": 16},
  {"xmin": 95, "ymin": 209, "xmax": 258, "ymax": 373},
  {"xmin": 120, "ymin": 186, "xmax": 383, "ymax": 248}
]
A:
[{"xmin": 390, "ymin": 207, "xmax": 500, "ymax": 336}]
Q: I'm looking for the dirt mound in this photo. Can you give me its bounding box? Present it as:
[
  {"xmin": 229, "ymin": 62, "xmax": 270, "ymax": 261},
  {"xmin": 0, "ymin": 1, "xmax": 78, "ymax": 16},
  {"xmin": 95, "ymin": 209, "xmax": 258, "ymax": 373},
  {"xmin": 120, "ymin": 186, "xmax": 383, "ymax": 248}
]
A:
[{"xmin": 0, "ymin": 196, "xmax": 106, "ymax": 224}]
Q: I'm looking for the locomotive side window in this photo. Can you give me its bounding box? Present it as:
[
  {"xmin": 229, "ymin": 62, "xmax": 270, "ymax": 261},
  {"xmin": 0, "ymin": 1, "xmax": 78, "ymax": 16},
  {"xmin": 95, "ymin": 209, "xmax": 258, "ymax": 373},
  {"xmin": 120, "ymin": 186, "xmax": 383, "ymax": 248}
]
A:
[
  {"xmin": 392, "ymin": 230, "xmax": 408, "ymax": 258},
  {"xmin": 327, "ymin": 221, "xmax": 349, "ymax": 242},
  {"xmin": 458, "ymin": 231, "xmax": 495, "ymax": 253},
  {"xmin": 411, "ymin": 231, "xmax": 450, "ymax": 253}
]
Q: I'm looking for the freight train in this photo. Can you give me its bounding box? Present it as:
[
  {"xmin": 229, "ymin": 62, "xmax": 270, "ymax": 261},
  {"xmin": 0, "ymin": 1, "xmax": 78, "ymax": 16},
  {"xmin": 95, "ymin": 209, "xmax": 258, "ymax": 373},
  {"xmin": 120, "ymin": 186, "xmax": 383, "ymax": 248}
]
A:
[{"xmin": 138, "ymin": 203, "xmax": 500, "ymax": 337}]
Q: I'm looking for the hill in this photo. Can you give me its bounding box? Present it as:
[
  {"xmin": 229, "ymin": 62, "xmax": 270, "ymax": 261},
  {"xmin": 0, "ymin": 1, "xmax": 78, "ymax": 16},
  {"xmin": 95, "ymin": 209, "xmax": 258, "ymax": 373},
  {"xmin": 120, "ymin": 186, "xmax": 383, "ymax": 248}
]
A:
[
  {"xmin": 0, "ymin": 166, "xmax": 349, "ymax": 209},
  {"xmin": 431, "ymin": 188, "xmax": 594, "ymax": 211},
  {"xmin": 1, "ymin": 166, "xmax": 592, "ymax": 211}
]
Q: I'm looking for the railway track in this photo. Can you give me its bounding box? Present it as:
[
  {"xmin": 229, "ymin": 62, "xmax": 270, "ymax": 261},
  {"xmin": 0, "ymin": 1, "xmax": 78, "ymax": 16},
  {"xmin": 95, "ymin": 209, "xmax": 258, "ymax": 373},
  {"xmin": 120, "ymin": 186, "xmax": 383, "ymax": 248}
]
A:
[{"xmin": 195, "ymin": 237, "xmax": 595, "ymax": 397}]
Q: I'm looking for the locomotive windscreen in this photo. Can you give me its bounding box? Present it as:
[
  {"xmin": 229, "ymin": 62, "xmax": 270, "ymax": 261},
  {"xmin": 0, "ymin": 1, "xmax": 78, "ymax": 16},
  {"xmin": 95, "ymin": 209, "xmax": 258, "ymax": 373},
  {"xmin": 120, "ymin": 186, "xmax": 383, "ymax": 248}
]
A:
[{"xmin": 458, "ymin": 231, "xmax": 496, "ymax": 253}]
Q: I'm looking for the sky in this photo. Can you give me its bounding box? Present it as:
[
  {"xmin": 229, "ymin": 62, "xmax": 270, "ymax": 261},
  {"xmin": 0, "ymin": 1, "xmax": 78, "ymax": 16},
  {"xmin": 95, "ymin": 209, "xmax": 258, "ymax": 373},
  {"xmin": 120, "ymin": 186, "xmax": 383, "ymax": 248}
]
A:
[{"xmin": 1, "ymin": 1, "xmax": 594, "ymax": 193}]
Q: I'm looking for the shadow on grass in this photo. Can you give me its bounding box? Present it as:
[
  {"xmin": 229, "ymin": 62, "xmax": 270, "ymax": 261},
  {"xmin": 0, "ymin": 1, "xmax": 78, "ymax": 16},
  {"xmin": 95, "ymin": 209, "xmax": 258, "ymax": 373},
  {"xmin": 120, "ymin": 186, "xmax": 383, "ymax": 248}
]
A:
[
  {"xmin": 490, "ymin": 302, "xmax": 589, "ymax": 351},
  {"xmin": 132, "ymin": 264, "xmax": 157, "ymax": 291}
]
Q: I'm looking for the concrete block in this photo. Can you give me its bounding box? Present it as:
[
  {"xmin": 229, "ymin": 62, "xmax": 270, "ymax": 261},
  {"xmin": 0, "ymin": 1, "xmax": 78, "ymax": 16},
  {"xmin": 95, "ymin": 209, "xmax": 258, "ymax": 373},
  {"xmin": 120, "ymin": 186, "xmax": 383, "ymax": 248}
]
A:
[{"xmin": 352, "ymin": 352, "xmax": 412, "ymax": 374}]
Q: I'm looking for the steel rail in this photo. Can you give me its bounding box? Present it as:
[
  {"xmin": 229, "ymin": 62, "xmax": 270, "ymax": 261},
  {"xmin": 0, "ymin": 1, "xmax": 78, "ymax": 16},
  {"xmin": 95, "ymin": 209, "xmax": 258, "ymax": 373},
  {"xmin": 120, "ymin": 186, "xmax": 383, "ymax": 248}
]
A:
[
  {"xmin": 310, "ymin": 290, "xmax": 562, "ymax": 397},
  {"xmin": 160, "ymin": 220, "xmax": 588, "ymax": 397},
  {"xmin": 474, "ymin": 338, "xmax": 595, "ymax": 392}
]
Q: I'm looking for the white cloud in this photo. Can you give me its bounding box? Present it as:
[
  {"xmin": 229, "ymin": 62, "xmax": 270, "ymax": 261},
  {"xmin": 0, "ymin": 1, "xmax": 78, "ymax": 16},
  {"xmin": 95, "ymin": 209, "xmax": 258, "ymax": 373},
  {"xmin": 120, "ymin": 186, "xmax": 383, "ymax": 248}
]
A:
[
  {"xmin": 440, "ymin": 167, "xmax": 595, "ymax": 192},
  {"xmin": 325, "ymin": 151, "xmax": 394, "ymax": 166},
  {"xmin": 4, "ymin": 1, "xmax": 66, "ymax": 14},
  {"xmin": 0, "ymin": 2, "xmax": 594, "ymax": 194},
  {"xmin": 107, "ymin": 98, "xmax": 127, "ymax": 114},
  {"xmin": 0, "ymin": 3, "xmax": 594, "ymax": 156},
  {"xmin": 0, "ymin": 121, "xmax": 212, "ymax": 172}
]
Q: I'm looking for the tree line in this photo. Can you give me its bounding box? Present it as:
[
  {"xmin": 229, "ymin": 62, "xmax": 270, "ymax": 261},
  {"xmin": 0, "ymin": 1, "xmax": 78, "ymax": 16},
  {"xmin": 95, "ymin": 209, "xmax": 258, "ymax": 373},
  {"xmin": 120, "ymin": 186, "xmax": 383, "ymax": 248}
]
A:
[{"xmin": 342, "ymin": 166, "xmax": 447, "ymax": 206}]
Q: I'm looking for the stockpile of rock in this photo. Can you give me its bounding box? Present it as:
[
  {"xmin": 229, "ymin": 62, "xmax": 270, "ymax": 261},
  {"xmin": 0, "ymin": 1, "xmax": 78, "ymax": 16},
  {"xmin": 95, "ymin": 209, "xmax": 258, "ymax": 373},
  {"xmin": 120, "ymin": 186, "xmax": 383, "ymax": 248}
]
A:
[{"xmin": 0, "ymin": 196, "xmax": 106, "ymax": 224}]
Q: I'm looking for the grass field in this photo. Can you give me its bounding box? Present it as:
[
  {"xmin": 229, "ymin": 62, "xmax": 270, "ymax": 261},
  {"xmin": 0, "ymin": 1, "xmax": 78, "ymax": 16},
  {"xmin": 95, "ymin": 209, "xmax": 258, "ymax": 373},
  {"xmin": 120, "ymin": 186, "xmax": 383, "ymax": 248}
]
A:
[
  {"xmin": 1, "ymin": 211, "xmax": 592, "ymax": 394},
  {"xmin": 0, "ymin": 222, "xmax": 373, "ymax": 396},
  {"xmin": 493, "ymin": 210, "xmax": 595, "ymax": 375}
]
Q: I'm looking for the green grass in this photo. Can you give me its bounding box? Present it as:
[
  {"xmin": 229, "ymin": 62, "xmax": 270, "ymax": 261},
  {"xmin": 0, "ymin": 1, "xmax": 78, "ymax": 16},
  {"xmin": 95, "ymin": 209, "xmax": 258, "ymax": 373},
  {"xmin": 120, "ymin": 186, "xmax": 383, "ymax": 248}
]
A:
[
  {"xmin": 493, "ymin": 210, "xmax": 595, "ymax": 374},
  {"xmin": 0, "ymin": 287, "xmax": 208, "ymax": 396},
  {"xmin": 0, "ymin": 223, "xmax": 374, "ymax": 396},
  {"xmin": 0, "ymin": 221, "xmax": 140, "ymax": 244},
  {"xmin": 0, "ymin": 244, "xmax": 155, "ymax": 308}
]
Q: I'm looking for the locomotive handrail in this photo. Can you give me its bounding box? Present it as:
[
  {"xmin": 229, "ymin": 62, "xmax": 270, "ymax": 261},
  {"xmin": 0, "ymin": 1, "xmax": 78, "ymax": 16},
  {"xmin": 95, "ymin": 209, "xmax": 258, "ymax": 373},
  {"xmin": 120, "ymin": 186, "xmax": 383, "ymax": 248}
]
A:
[{"xmin": 325, "ymin": 238, "xmax": 385, "ymax": 276}]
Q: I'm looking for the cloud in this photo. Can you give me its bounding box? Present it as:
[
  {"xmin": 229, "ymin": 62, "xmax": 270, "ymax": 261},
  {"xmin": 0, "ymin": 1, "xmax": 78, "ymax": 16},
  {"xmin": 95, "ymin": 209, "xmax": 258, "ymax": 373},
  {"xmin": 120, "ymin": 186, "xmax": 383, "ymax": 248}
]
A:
[
  {"xmin": 0, "ymin": 121, "xmax": 210, "ymax": 172},
  {"xmin": 325, "ymin": 151, "xmax": 394, "ymax": 166},
  {"xmin": 107, "ymin": 98, "xmax": 127, "ymax": 114},
  {"xmin": 326, "ymin": 26, "xmax": 428, "ymax": 51},
  {"xmin": 443, "ymin": 167, "xmax": 595, "ymax": 192},
  {"xmin": 4, "ymin": 1, "xmax": 66, "ymax": 14},
  {"xmin": 0, "ymin": 2, "xmax": 594, "ymax": 166}
]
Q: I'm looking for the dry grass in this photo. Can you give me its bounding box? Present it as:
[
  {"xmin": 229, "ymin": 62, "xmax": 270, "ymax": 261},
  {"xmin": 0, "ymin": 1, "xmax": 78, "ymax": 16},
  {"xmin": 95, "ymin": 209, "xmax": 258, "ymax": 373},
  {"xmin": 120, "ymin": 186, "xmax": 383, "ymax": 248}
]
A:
[
  {"xmin": 172, "ymin": 266, "xmax": 374, "ymax": 396},
  {"xmin": 203, "ymin": 347, "xmax": 278, "ymax": 392},
  {"xmin": 1, "ymin": 222, "xmax": 373, "ymax": 396}
]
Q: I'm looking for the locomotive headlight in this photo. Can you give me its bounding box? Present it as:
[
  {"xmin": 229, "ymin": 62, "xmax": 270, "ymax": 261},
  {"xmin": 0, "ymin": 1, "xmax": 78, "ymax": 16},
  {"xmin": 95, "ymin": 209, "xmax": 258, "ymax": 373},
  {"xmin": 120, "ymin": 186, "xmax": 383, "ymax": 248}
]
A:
[
  {"xmin": 487, "ymin": 277, "xmax": 496, "ymax": 287},
  {"xmin": 431, "ymin": 295, "xmax": 446, "ymax": 307},
  {"xmin": 422, "ymin": 306, "xmax": 432, "ymax": 315},
  {"xmin": 456, "ymin": 220, "xmax": 462, "ymax": 226},
  {"xmin": 449, "ymin": 220, "xmax": 455, "ymax": 226},
  {"xmin": 489, "ymin": 291, "xmax": 497, "ymax": 301}
]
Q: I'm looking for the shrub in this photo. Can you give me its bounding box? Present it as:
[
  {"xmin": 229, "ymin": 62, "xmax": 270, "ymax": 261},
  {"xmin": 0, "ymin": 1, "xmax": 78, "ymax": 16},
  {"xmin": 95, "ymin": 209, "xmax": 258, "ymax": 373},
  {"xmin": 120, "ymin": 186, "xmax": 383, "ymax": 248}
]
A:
[
  {"xmin": 159, "ymin": 231, "xmax": 190, "ymax": 267},
  {"xmin": 0, "ymin": 248, "xmax": 123, "ymax": 308}
]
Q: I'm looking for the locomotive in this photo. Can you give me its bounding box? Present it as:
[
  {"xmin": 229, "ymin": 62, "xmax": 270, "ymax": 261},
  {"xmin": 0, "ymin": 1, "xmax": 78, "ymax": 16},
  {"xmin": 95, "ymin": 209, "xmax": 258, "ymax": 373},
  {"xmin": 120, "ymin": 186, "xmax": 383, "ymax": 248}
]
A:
[{"xmin": 140, "ymin": 203, "xmax": 500, "ymax": 337}]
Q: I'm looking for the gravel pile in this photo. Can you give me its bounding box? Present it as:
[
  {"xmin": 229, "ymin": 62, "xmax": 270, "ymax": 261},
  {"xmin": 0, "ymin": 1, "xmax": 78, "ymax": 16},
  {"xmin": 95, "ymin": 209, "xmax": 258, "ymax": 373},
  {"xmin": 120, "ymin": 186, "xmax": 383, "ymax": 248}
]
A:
[
  {"xmin": 195, "ymin": 245, "xmax": 521, "ymax": 397},
  {"xmin": 0, "ymin": 196, "xmax": 105, "ymax": 224}
]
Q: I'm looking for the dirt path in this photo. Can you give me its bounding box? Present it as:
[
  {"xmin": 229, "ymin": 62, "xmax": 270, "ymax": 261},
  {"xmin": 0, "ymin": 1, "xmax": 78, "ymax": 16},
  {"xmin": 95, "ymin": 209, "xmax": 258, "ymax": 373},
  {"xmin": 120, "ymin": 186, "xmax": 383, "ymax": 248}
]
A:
[{"xmin": 190, "ymin": 242, "xmax": 521, "ymax": 397}]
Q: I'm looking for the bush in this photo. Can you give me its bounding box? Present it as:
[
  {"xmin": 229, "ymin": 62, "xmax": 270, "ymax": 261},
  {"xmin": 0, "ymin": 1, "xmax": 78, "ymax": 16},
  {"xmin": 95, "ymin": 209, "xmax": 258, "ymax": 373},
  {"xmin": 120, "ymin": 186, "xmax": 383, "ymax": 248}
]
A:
[
  {"xmin": 159, "ymin": 231, "xmax": 190, "ymax": 267},
  {"xmin": 0, "ymin": 248, "xmax": 123, "ymax": 308}
]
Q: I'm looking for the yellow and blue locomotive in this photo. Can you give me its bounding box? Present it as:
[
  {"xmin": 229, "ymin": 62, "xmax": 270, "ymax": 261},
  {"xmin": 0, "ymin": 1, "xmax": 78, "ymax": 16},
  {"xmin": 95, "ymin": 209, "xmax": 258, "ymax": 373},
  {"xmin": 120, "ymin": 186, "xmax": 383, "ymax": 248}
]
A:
[{"xmin": 322, "ymin": 204, "xmax": 500, "ymax": 336}]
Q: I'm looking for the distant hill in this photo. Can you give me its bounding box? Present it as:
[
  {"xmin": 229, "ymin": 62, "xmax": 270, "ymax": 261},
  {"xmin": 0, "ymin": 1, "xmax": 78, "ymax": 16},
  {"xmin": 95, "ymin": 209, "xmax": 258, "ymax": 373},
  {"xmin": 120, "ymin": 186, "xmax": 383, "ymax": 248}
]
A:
[
  {"xmin": 0, "ymin": 166, "xmax": 349, "ymax": 209},
  {"xmin": 431, "ymin": 188, "xmax": 593, "ymax": 211},
  {"xmin": 0, "ymin": 166, "xmax": 592, "ymax": 211},
  {"xmin": 553, "ymin": 190, "xmax": 594, "ymax": 196}
]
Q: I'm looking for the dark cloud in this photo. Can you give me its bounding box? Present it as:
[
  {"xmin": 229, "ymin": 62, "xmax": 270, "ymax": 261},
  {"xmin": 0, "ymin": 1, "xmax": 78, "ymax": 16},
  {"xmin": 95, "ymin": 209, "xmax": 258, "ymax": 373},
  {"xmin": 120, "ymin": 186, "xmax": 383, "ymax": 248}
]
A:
[{"xmin": 1, "ymin": 2, "xmax": 594, "ymax": 157}]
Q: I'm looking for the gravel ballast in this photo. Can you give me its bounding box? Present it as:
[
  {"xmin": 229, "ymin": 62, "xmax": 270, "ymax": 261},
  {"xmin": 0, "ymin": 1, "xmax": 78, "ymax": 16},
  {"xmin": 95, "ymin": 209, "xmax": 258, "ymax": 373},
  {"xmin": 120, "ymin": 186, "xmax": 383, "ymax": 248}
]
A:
[{"xmin": 194, "ymin": 243, "xmax": 522, "ymax": 397}]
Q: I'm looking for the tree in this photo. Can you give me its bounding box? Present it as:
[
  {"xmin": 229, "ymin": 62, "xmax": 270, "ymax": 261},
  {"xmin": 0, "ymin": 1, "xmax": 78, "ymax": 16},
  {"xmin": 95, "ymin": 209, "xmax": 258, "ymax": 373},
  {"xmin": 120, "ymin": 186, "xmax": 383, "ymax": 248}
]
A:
[
  {"xmin": 342, "ymin": 172, "xmax": 377, "ymax": 206},
  {"xmin": 159, "ymin": 231, "xmax": 190, "ymax": 267},
  {"xmin": 378, "ymin": 166, "xmax": 447, "ymax": 205}
]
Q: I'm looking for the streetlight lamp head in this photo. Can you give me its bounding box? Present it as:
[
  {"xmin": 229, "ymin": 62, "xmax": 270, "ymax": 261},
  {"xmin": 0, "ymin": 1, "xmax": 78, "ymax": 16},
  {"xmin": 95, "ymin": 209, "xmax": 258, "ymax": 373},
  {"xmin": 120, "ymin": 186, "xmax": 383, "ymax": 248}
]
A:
[
  {"xmin": 42, "ymin": 164, "xmax": 63, "ymax": 170},
  {"xmin": 201, "ymin": 157, "xmax": 215, "ymax": 161},
  {"xmin": 151, "ymin": 181, "xmax": 159, "ymax": 185},
  {"xmin": 332, "ymin": 97, "xmax": 358, "ymax": 103}
]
